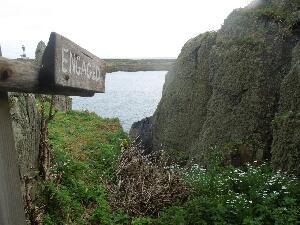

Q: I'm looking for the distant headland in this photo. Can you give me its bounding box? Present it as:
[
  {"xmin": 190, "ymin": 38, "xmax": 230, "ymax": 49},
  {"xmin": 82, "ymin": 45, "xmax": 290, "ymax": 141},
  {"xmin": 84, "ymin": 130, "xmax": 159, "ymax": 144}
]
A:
[{"xmin": 104, "ymin": 58, "xmax": 175, "ymax": 72}]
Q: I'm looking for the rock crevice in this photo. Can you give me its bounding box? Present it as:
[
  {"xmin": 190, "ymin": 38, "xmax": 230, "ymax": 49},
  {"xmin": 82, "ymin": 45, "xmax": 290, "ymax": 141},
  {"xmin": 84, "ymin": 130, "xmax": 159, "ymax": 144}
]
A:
[{"xmin": 131, "ymin": 0, "xmax": 300, "ymax": 174}]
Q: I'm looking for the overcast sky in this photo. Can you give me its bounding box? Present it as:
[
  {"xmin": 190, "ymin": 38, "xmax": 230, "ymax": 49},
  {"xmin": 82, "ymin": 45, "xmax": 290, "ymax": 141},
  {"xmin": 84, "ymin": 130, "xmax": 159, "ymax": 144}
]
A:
[{"xmin": 1, "ymin": 0, "xmax": 252, "ymax": 59}]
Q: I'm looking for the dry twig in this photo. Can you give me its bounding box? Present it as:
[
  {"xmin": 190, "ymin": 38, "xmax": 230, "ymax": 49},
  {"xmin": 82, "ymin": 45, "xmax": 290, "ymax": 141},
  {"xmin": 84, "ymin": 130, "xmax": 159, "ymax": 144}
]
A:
[{"xmin": 109, "ymin": 143, "xmax": 189, "ymax": 216}]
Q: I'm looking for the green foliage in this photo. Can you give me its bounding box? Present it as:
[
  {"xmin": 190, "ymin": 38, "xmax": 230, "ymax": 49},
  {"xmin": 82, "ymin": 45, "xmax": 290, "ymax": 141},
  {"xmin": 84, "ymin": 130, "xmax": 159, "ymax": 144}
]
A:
[
  {"xmin": 157, "ymin": 207, "xmax": 186, "ymax": 225},
  {"xmin": 272, "ymin": 111, "xmax": 300, "ymax": 128},
  {"xmin": 248, "ymin": 1, "xmax": 300, "ymax": 33},
  {"xmin": 271, "ymin": 111, "xmax": 300, "ymax": 176},
  {"xmin": 156, "ymin": 163, "xmax": 300, "ymax": 225},
  {"xmin": 42, "ymin": 109, "xmax": 300, "ymax": 224},
  {"xmin": 165, "ymin": 148, "xmax": 190, "ymax": 166},
  {"xmin": 131, "ymin": 217, "xmax": 153, "ymax": 225},
  {"xmin": 43, "ymin": 110, "xmax": 128, "ymax": 224}
]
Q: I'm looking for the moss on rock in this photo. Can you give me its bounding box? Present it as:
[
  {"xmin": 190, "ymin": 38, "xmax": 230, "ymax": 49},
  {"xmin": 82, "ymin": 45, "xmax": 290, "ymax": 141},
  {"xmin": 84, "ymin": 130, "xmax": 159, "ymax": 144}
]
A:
[
  {"xmin": 271, "ymin": 42, "xmax": 300, "ymax": 175},
  {"xmin": 140, "ymin": 0, "xmax": 300, "ymax": 173},
  {"xmin": 271, "ymin": 112, "xmax": 300, "ymax": 175}
]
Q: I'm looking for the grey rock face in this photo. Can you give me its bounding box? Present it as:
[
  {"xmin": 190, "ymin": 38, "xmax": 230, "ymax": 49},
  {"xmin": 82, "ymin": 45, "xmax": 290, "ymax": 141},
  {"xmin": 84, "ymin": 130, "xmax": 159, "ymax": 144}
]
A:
[
  {"xmin": 35, "ymin": 41, "xmax": 46, "ymax": 65},
  {"xmin": 271, "ymin": 43, "xmax": 300, "ymax": 176},
  {"xmin": 134, "ymin": 0, "xmax": 300, "ymax": 173},
  {"xmin": 129, "ymin": 117, "xmax": 153, "ymax": 154},
  {"xmin": 9, "ymin": 92, "xmax": 41, "ymax": 223},
  {"xmin": 7, "ymin": 40, "xmax": 72, "ymax": 223},
  {"xmin": 9, "ymin": 93, "xmax": 40, "ymax": 183},
  {"xmin": 53, "ymin": 95, "xmax": 72, "ymax": 112},
  {"xmin": 35, "ymin": 40, "xmax": 72, "ymax": 113}
]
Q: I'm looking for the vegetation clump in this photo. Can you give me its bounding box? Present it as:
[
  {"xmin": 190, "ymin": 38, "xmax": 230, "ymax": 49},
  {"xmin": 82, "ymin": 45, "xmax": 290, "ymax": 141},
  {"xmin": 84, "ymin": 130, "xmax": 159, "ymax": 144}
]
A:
[
  {"xmin": 169, "ymin": 163, "xmax": 300, "ymax": 225},
  {"xmin": 42, "ymin": 110, "xmax": 128, "ymax": 224},
  {"xmin": 109, "ymin": 146, "xmax": 189, "ymax": 216},
  {"xmin": 41, "ymin": 109, "xmax": 300, "ymax": 224}
]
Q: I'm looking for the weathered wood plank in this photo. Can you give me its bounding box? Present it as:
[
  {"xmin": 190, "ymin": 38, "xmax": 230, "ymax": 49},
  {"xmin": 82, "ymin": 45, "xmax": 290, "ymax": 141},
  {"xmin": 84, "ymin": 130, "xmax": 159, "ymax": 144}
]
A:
[
  {"xmin": 0, "ymin": 32, "xmax": 106, "ymax": 96},
  {"xmin": 42, "ymin": 32, "xmax": 106, "ymax": 93},
  {"xmin": 0, "ymin": 57, "xmax": 95, "ymax": 96},
  {"xmin": 0, "ymin": 92, "xmax": 26, "ymax": 225},
  {"xmin": 0, "ymin": 57, "xmax": 40, "ymax": 92}
]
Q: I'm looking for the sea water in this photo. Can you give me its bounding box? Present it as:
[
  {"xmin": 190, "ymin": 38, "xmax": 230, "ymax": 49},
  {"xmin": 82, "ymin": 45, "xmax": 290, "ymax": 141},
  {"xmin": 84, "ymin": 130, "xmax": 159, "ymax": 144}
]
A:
[{"xmin": 72, "ymin": 71, "xmax": 167, "ymax": 132}]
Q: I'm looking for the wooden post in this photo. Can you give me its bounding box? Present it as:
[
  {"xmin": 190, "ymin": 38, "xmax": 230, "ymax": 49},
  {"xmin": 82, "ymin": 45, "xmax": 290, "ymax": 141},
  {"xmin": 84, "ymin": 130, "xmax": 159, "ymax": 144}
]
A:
[
  {"xmin": 0, "ymin": 46, "xmax": 26, "ymax": 225},
  {"xmin": 0, "ymin": 93, "xmax": 26, "ymax": 225},
  {"xmin": 0, "ymin": 33, "xmax": 106, "ymax": 224}
]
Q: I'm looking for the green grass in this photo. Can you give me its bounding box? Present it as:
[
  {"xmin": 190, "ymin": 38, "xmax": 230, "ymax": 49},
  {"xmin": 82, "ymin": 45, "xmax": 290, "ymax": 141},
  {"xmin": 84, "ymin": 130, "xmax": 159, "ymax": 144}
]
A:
[
  {"xmin": 43, "ymin": 110, "xmax": 129, "ymax": 225},
  {"xmin": 173, "ymin": 163, "xmax": 300, "ymax": 225},
  {"xmin": 42, "ymin": 110, "xmax": 300, "ymax": 225}
]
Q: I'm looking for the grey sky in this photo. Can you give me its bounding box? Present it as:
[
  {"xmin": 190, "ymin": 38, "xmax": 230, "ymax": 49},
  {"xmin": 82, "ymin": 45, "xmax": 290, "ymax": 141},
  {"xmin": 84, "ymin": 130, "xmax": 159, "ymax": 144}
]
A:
[{"xmin": 1, "ymin": 0, "xmax": 252, "ymax": 59}]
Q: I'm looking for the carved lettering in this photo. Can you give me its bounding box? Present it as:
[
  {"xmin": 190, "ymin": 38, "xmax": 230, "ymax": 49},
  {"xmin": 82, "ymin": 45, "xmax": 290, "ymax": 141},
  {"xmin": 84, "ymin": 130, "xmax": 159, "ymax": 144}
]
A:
[
  {"xmin": 81, "ymin": 61, "xmax": 87, "ymax": 77},
  {"xmin": 61, "ymin": 48, "xmax": 101, "ymax": 82},
  {"xmin": 87, "ymin": 63, "xmax": 91, "ymax": 79},
  {"xmin": 69, "ymin": 52, "xmax": 77, "ymax": 75},
  {"xmin": 61, "ymin": 48, "xmax": 69, "ymax": 73},
  {"xmin": 96, "ymin": 66, "xmax": 101, "ymax": 81},
  {"xmin": 76, "ymin": 56, "xmax": 81, "ymax": 76}
]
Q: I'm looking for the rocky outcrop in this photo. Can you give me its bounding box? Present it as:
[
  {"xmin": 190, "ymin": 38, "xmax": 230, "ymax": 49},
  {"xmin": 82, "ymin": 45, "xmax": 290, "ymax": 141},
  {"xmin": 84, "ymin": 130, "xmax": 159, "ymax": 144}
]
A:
[
  {"xmin": 34, "ymin": 41, "xmax": 72, "ymax": 112},
  {"xmin": 129, "ymin": 117, "xmax": 153, "ymax": 154},
  {"xmin": 9, "ymin": 93, "xmax": 40, "ymax": 186},
  {"xmin": 53, "ymin": 95, "xmax": 72, "ymax": 112},
  {"xmin": 9, "ymin": 93, "xmax": 41, "ymax": 223},
  {"xmin": 105, "ymin": 59, "xmax": 175, "ymax": 73},
  {"xmin": 271, "ymin": 42, "xmax": 300, "ymax": 176},
  {"xmin": 7, "ymin": 41, "xmax": 73, "ymax": 223},
  {"xmin": 133, "ymin": 0, "xmax": 300, "ymax": 174},
  {"xmin": 35, "ymin": 41, "xmax": 46, "ymax": 65}
]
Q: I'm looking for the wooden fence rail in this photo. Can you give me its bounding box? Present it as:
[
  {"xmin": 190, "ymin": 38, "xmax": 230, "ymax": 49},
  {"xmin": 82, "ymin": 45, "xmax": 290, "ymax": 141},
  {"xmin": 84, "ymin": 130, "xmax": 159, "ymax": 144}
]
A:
[{"xmin": 0, "ymin": 32, "xmax": 106, "ymax": 224}]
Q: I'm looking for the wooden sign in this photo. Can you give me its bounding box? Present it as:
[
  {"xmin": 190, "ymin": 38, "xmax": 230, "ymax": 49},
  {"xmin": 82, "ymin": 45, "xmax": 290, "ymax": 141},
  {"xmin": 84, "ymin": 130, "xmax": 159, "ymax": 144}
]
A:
[
  {"xmin": 0, "ymin": 33, "xmax": 106, "ymax": 97},
  {"xmin": 41, "ymin": 32, "xmax": 106, "ymax": 95},
  {"xmin": 0, "ymin": 34, "xmax": 107, "ymax": 224}
]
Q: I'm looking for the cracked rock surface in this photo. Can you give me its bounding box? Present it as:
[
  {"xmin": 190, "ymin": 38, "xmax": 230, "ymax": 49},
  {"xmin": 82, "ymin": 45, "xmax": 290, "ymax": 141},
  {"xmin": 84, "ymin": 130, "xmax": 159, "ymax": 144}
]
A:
[{"xmin": 132, "ymin": 0, "xmax": 300, "ymax": 175}]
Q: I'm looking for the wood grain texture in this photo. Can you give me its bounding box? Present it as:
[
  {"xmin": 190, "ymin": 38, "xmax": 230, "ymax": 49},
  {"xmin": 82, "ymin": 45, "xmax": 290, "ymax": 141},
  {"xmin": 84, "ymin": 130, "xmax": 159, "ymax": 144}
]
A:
[
  {"xmin": 0, "ymin": 57, "xmax": 95, "ymax": 96},
  {"xmin": 0, "ymin": 57, "xmax": 40, "ymax": 93},
  {"xmin": 42, "ymin": 32, "xmax": 106, "ymax": 93},
  {"xmin": 0, "ymin": 92, "xmax": 26, "ymax": 225}
]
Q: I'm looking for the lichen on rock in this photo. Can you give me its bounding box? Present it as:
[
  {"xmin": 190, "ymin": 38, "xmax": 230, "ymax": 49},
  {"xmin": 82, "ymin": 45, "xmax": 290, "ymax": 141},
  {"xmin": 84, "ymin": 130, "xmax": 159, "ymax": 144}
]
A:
[
  {"xmin": 7, "ymin": 40, "xmax": 73, "ymax": 223},
  {"xmin": 8, "ymin": 92, "xmax": 41, "ymax": 223},
  {"xmin": 132, "ymin": 0, "xmax": 300, "ymax": 174},
  {"xmin": 271, "ymin": 42, "xmax": 300, "ymax": 175}
]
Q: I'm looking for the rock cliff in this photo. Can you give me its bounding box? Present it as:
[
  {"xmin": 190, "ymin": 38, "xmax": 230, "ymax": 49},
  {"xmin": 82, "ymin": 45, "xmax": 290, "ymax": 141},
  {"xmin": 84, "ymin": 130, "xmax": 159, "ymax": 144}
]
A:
[
  {"xmin": 9, "ymin": 92, "xmax": 41, "ymax": 221},
  {"xmin": 133, "ymin": 0, "xmax": 300, "ymax": 175}
]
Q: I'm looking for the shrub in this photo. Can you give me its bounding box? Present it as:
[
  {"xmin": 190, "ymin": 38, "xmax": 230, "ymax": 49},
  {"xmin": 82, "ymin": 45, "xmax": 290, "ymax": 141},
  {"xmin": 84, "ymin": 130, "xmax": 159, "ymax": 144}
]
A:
[
  {"xmin": 157, "ymin": 206, "xmax": 186, "ymax": 225},
  {"xmin": 131, "ymin": 217, "xmax": 153, "ymax": 225},
  {"xmin": 109, "ymin": 146, "xmax": 189, "ymax": 216},
  {"xmin": 42, "ymin": 109, "xmax": 300, "ymax": 224},
  {"xmin": 157, "ymin": 163, "xmax": 300, "ymax": 225}
]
